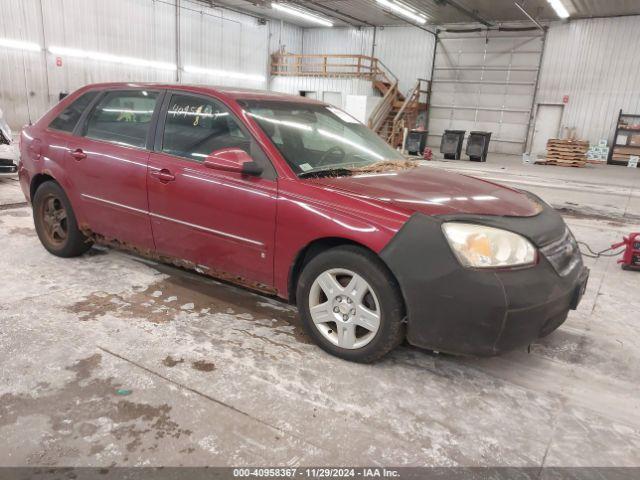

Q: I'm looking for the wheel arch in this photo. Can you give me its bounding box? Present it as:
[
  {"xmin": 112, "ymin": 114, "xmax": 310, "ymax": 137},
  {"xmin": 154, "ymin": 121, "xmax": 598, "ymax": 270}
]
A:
[
  {"xmin": 287, "ymin": 236, "xmax": 402, "ymax": 306},
  {"xmin": 30, "ymin": 173, "xmax": 58, "ymax": 201}
]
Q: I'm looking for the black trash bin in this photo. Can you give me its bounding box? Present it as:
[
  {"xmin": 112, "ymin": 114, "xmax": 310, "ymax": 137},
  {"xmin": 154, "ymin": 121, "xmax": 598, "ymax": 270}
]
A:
[
  {"xmin": 440, "ymin": 130, "xmax": 466, "ymax": 160},
  {"xmin": 466, "ymin": 131, "xmax": 492, "ymax": 162},
  {"xmin": 406, "ymin": 130, "xmax": 428, "ymax": 156}
]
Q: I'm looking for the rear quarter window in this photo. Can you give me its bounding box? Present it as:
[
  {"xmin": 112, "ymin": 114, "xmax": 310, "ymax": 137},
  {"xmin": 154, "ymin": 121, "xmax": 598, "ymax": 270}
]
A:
[{"xmin": 48, "ymin": 91, "xmax": 99, "ymax": 133}]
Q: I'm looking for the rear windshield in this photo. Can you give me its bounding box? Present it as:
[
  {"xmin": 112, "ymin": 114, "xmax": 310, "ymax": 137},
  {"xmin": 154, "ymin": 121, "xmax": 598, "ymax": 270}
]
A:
[{"xmin": 239, "ymin": 100, "xmax": 404, "ymax": 176}]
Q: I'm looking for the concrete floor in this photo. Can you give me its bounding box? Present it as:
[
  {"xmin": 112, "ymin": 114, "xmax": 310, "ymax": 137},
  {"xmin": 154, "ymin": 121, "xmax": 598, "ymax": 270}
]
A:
[{"xmin": 1, "ymin": 155, "xmax": 640, "ymax": 468}]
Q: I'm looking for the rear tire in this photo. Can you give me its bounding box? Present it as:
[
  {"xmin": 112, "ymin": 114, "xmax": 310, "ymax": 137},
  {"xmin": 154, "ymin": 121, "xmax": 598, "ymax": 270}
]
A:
[
  {"xmin": 33, "ymin": 181, "xmax": 93, "ymax": 257},
  {"xmin": 296, "ymin": 245, "xmax": 405, "ymax": 363}
]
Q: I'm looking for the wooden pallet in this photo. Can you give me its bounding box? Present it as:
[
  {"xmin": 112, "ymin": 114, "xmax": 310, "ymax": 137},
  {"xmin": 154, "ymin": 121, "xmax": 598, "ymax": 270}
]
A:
[
  {"xmin": 547, "ymin": 146, "xmax": 588, "ymax": 152},
  {"xmin": 546, "ymin": 152, "xmax": 587, "ymax": 159},
  {"xmin": 547, "ymin": 145, "xmax": 587, "ymax": 150},
  {"xmin": 546, "ymin": 153, "xmax": 587, "ymax": 159},
  {"xmin": 547, "ymin": 139, "xmax": 589, "ymax": 146},
  {"xmin": 543, "ymin": 139, "xmax": 589, "ymax": 167},
  {"xmin": 536, "ymin": 158, "xmax": 587, "ymax": 167},
  {"xmin": 547, "ymin": 142, "xmax": 588, "ymax": 147}
]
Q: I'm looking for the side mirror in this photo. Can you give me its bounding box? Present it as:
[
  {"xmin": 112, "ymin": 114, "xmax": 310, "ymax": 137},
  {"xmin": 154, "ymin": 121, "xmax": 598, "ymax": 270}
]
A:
[{"xmin": 203, "ymin": 147, "xmax": 263, "ymax": 176}]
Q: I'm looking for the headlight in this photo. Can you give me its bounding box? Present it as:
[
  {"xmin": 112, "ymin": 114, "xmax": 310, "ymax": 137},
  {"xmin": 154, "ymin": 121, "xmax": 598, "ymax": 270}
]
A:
[{"xmin": 442, "ymin": 223, "xmax": 537, "ymax": 268}]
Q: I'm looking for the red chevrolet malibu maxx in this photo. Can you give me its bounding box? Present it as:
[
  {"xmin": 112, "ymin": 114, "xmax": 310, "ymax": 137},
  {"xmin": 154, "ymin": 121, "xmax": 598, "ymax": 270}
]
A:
[{"xmin": 19, "ymin": 83, "xmax": 589, "ymax": 362}]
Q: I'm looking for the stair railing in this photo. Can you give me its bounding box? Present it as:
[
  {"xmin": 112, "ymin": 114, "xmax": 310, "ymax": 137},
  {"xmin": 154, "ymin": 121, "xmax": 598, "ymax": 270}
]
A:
[
  {"xmin": 371, "ymin": 58, "xmax": 398, "ymax": 85},
  {"xmin": 368, "ymin": 80, "xmax": 399, "ymax": 133},
  {"xmin": 270, "ymin": 53, "xmax": 399, "ymax": 85},
  {"xmin": 272, "ymin": 54, "xmax": 379, "ymax": 79},
  {"xmin": 387, "ymin": 79, "xmax": 430, "ymax": 145}
]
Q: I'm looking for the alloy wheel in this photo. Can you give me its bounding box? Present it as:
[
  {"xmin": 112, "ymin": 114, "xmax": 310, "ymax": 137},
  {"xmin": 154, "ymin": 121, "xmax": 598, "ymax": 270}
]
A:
[
  {"xmin": 308, "ymin": 268, "xmax": 381, "ymax": 349},
  {"xmin": 40, "ymin": 194, "xmax": 68, "ymax": 246}
]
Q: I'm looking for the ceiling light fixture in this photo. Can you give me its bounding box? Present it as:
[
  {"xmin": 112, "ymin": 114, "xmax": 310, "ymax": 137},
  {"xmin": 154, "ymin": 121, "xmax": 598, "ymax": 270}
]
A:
[
  {"xmin": 546, "ymin": 0, "xmax": 570, "ymax": 18},
  {"xmin": 183, "ymin": 65, "xmax": 266, "ymax": 83},
  {"xmin": 0, "ymin": 38, "xmax": 42, "ymax": 52},
  {"xmin": 272, "ymin": 3, "xmax": 333, "ymax": 27},
  {"xmin": 48, "ymin": 46, "xmax": 177, "ymax": 70},
  {"xmin": 376, "ymin": 0, "xmax": 427, "ymax": 25}
]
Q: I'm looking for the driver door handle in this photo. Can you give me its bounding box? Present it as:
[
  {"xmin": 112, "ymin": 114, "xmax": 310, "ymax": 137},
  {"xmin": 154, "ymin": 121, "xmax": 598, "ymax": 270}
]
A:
[{"xmin": 151, "ymin": 168, "xmax": 176, "ymax": 183}]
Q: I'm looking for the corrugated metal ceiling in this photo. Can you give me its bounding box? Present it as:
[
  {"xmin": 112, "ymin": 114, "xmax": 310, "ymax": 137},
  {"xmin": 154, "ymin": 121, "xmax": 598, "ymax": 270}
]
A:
[{"xmin": 213, "ymin": 0, "xmax": 640, "ymax": 27}]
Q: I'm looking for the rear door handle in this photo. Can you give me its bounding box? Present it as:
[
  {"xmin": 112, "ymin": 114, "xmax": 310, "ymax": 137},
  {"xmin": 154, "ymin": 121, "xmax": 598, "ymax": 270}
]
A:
[
  {"xmin": 151, "ymin": 168, "xmax": 175, "ymax": 183},
  {"xmin": 70, "ymin": 149, "xmax": 87, "ymax": 161}
]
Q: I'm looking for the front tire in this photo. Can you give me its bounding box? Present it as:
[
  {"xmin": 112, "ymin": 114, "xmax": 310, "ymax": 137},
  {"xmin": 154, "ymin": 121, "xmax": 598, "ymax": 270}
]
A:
[
  {"xmin": 296, "ymin": 245, "xmax": 405, "ymax": 363},
  {"xmin": 33, "ymin": 181, "xmax": 93, "ymax": 257}
]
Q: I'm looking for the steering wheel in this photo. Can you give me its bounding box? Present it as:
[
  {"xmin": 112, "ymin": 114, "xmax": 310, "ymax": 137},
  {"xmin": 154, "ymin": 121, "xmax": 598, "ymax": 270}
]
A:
[{"xmin": 319, "ymin": 146, "xmax": 346, "ymax": 165}]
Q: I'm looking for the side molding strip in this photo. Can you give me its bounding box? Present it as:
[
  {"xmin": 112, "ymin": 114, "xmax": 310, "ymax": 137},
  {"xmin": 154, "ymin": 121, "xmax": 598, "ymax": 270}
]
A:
[{"xmin": 80, "ymin": 193, "xmax": 264, "ymax": 247}]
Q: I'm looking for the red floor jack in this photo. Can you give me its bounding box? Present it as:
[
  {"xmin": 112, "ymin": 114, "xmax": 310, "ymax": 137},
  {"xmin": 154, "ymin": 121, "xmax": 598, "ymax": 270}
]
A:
[{"xmin": 611, "ymin": 233, "xmax": 640, "ymax": 271}]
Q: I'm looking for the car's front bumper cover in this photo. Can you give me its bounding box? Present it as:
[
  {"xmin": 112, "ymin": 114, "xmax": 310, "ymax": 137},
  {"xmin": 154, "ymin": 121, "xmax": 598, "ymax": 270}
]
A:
[{"xmin": 380, "ymin": 199, "xmax": 588, "ymax": 356}]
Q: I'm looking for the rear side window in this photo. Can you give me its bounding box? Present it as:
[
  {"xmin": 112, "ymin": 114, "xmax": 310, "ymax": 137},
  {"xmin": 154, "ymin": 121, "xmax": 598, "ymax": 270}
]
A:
[
  {"xmin": 48, "ymin": 91, "xmax": 99, "ymax": 133},
  {"xmin": 161, "ymin": 93, "xmax": 250, "ymax": 160},
  {"xmin": 84, "ymin": 90, "xmax": 158, "ymax": 148}
]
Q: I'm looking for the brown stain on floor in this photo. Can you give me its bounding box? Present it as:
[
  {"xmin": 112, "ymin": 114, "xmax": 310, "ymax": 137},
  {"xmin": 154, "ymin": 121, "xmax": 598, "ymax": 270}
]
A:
[
  {"xmin": 66, "ymin": 263, "xmax": 311, "ymax": 345},
  {"xmin": 162, "ymin": 355, "xmax": 184, "ymax": 367},
  {"xmin": 0, "ymin": 202, "xmax": 29, "ymax": 212},
  {"xmin": 67, "ymin": 289, "xmax": 173, "ymax": 324},
  {"xmin": 191, "ymin": 360, "xmax": 216, "ymax": 372},
  {"xmin": 0, "ymin": 354, "xmax": 191, "ymax": 464}
]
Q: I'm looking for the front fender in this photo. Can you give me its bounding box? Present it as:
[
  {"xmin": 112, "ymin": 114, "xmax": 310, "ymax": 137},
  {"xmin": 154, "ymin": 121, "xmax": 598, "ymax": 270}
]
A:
[{"xmin": 273, "ymin": 185, "xmax": 409, "ymax": 299}]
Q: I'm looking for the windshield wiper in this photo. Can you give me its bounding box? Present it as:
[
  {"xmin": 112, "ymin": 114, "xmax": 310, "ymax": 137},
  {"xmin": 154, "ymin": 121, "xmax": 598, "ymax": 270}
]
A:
[{"xmin": 298, "ymin": 168, "xmax": 353, "ymax": 179}]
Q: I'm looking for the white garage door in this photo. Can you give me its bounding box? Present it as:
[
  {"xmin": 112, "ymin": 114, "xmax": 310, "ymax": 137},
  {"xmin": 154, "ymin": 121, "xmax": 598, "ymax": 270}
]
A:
[{"xmin": 428, "ymin": 30, "xmax": 544, "ymax": 155}]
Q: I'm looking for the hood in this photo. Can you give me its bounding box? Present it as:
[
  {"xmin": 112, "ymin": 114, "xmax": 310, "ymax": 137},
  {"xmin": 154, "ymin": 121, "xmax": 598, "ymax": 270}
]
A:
[{"xmin": 309, "ymin": 166, "xmax": 542, "ymax": 217}]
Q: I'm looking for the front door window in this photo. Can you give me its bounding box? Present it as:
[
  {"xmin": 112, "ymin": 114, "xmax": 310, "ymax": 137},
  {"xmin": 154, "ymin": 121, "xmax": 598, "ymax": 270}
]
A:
[{"xmin": 160, "ymin": 93, "xmax": 275, "ymax": 178}]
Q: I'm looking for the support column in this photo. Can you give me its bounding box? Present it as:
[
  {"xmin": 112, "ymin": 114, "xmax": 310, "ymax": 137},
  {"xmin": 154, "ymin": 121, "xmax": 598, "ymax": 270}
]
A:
[{"xmin": 175, "ymin": 0, "xmax": 181, "ymax": 83}]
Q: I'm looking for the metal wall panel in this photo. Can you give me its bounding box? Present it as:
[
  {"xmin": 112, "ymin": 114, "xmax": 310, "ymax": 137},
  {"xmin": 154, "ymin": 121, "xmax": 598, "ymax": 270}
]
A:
[
  {"xmin": 373, "ymin": 26, "xmax": 435, "ymax": 95},
  {"xmin": 0, "ymin": 0, "xmax": 50, "ymax": 127},
  {"xmin": 179, "ymin": 8, "xmax": 269, "ymax": 88},
  {"xmin": 302, "ymin": 28, "xmax": 374, "ymax": 57},
  {"xmin": 270, "ymin": 77, "xmax": 375, "ymax": 110},
  {"xmin": 0, "ymin": 0, "xmax": 291, "ymax": 128},
  {"xmin": 299, "ymin": 26, "xmax": 435, "ymax": 99},
  {"xmin": 429, "ymin": 30, "xmax": 544, "ymax": 155},
  {"xmin": 269, "ymin": 19, "xmax": 303, "ymax": 54},
  {"xmin": 42, "ymin": 0, "xmax": 176, "ymax": 105},
  {"xmin": 536, "ymin": 16, "xmax": 640, "ymax": 145},
  {"xmin": 298, "ymin": 28, "xmax": 375, "ymax": 75}
]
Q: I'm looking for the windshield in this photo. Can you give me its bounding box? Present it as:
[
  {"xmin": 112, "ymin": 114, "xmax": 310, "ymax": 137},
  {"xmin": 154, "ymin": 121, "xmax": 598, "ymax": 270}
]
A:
[{"xmin": 239, "ymin": 100, "xmax": 405, "ymax": 176}]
